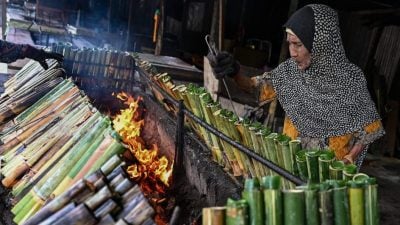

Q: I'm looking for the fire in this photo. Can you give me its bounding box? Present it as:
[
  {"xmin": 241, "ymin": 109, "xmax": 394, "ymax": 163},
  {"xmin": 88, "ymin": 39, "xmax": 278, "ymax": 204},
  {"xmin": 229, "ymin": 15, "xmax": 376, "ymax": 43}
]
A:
[{"xmin": 112, "ymin": 92, "xmax": 173, "ymax": 187}]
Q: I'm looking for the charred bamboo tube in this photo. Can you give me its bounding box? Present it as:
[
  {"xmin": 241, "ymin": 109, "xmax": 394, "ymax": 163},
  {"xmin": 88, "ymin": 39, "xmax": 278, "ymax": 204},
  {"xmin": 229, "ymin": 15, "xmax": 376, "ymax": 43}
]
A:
[
  {"xmin": 318, "ymin": 182, "xmax": 333, "ymax": 225},
  {"xmin": 115, "ymin": 219, "xmax": 129, "ymax": 225},
  {"xmin": 123, "ymin": 201, "xmax": 155, "ymax": 225},
  {"xmin": 202, "ymin": 207, "xmax": 226, "ymax": 225},
  {"xmin": 94, "ymin": 199, "xmax": 120, "ymax": 218},
  {"xmin": 37, "ymin": 202, "xmax": 76, "ymax": 225},
  {"xmin": 52, "ymin": 204, "xmax": 97, "ymax": 225},
  {"xmin": 23, "ymin": 180, "xmax": 88, "ymax": 225},
  {"xmin": 225, "ymin": 198, "xmax": 249, "ymax": 225},
  {"xmin": 343, "ymin": 164, "xmax": 357, "ymax": 181},
  {"xmin": 318, "ymin": 150, "xmax": 334, "ymax": 182},
  {"xmin": 261, "ymin": 176, "xmax": 282, "ymax": 225},
  {"xmin": 329, "ymin": 161, "xmax": 344, "ymax": 180},
  {"xmin": 305, "ymin": 150, "xmax": 320, "ymax": 183},
  {"xmin": 114, "ymin": 178, "xmax": 135, "ymax": 194},
  {"xmin": 98, "ymin": 214, "xmax": 116, "ymax": 225},
  {"xmin": 106, "ymin": 164, "xmax": 127, "ymax": 181},
  {"xmin": 283, "ymin": 189, "xmax": 305, "ymax": 225},
  {"xmin": 242, "ymin": 178, "xmax": 264, "ymax": 225},
  {"xmin": 332, "ymin": 181, "xmax": 350, "ymax": 225},
  {"xmin": 84, "ymin": 185, "xmax": 113, "ymax": 211},
  {"xmin": 364, "ymin": 177, "xmax": 379, "ymax": 225},
  {"xmin": 348, "ymin": 181, "xmax": 365, "ymax": 225}
]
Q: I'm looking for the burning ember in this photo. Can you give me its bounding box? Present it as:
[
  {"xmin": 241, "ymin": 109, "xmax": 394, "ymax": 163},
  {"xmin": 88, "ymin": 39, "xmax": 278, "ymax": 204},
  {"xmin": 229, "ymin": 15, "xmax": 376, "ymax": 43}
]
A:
[{"xmin": 112, "ymin": 92, "xmax": 174, "ymax": 224}]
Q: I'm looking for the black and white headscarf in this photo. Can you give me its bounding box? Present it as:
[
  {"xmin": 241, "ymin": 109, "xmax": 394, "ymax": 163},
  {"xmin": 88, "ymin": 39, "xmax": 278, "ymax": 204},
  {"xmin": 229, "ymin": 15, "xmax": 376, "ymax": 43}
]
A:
[{"xmin": 271, "ymin": 4, "xmax": 381, "ymax": 138}]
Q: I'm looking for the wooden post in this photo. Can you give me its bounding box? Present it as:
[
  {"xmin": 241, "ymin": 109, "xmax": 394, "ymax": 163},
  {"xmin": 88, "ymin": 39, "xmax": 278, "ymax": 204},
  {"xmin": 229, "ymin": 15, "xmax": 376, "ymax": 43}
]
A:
[
  {"xmin": 155, "ymin": 0, "xmax": 164, "ymax": 55},
  {"xmin": 218, "ymin": 0, "xmax": 225, "ymax": 51},
  {"xmin": 2, "ymin": 0, "xmax": 6, "ymax": 40},
  {"xmin": 125, "ymin": 0, "xmax": 134, "ymax": 51}
]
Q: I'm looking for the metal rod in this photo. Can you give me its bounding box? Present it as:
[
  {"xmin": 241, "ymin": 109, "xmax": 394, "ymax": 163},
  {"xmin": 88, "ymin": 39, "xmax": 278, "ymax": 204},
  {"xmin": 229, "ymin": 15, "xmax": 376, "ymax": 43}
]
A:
[{"xmin": 138, "ymin": 69, "xmax": 305, "ymax": 185}]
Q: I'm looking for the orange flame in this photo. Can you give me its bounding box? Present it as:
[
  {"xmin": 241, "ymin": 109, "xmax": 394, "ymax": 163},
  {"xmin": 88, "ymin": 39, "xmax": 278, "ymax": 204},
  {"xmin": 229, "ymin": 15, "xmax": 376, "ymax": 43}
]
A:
[{"xmin": 112, "ymin": 92, "xmax": 173, "ymax": 187}]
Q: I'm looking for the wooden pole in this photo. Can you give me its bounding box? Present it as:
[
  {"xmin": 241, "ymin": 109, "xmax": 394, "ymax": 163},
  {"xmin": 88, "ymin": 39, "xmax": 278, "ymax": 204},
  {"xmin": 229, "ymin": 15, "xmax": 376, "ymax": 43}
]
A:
[
  {"xmin": 125, "ymin": 0, "xmax": 134, "ymax": 51},
  {"xmin": 1, "ymin": 0, "xmax": 6, "ymax": 40},
  {"xmin": 218, "ymin": 0, "xmax": 225, "ymax": 51},
  {"xmin": 155, "ymin": 0, "xmax": 164, "ymax": 55}
]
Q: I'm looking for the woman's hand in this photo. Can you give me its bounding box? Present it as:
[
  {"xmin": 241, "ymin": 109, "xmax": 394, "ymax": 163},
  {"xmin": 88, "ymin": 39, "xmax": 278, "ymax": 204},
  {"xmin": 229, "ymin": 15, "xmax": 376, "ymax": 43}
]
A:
[{"xmin": 342, "ymin": 143, "xmax": 364, "ymax": 164}]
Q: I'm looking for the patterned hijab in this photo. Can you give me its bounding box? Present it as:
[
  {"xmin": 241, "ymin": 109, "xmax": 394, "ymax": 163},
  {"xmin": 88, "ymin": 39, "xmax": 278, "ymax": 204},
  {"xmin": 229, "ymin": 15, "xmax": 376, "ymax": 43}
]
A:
[{"xmin": 271, "ymin": 4, "xmax": 380, "ymax": 138}]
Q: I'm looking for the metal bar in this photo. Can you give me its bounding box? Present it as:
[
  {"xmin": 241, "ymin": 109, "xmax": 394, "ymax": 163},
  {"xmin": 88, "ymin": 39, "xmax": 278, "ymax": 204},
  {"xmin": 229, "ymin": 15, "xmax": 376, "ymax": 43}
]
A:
[{"xmin": 138, "ymin": 69, "xmax": 305, "ymax": 185}]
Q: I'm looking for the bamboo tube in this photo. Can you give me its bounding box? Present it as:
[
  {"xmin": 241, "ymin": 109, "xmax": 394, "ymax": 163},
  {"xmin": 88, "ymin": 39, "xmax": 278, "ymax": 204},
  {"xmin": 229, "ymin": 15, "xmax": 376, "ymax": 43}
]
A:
[
  {"xmin": 100, "ymin": 155, "xmax": 123, "ymax": 176},
  {"xmin": 106, "ymin": 164, "xmax": 127, "ymax": 182},
  {"xmin": 249, "ymin": 122, "xmax": 271, "ymax": 177},
  {"xmin": 318, "ymin": 183, "xmax": 333, "ymax": 225},
  {"xmin": 329, "ymin": 161, "xmax": 344, "ymax": 180},
  {"xmin": 123, "ymin": 201, "xmax": 155, "ymax": 225},
  {"xmin": 348, "ymin": 181, "xmax": 365, "ymax": 225},
  {"xmin": 98, "ymin": 214, "xmax": 116, "ymax": 225},
  {"xmin": 364, "ymin": 178, "xmax": 379, "ymax": 225},
  {"xmin": 332, "ymin": 181, "xmax": 350, "ymax": 225},
  {"xmin": 84, "ymin": 185, "xmax": 113, "ymax": 211},
  {"xmin": 202, "ymin": 207, "xmax": 226, "ymax": 225},
  {"xmin": 38, "ymin": 202, "xmax": 76, "ymax": 225},
  {"xmin": 84, "ymin": 170, "xmax": 107, "ymax": 191},
  {"xmin": 242, "ymin": 178, "xmax": 264, "ymax": 225},
  {"xmin": 265, "ymin": 133, "xmax": 279, "ymax": 166},
  {"xmin": 295, "ymin": 150, "xmax": 308, "ymax": 181},
  {"xmin": 117, "ymin": 192, "xmax": 145, "ymax": 218},
  {"xmin": 115, "ymin": 219, "xmax": 129, "ymax": 225},
  {"xmin": 343, "ymin": 164, "xmax": 357, "ymax": 181},
  {"xmin": 114, "ymin": 178, "xmax": 135, "ymax": 194},
  {"xmin": 199, "ymin": 93, "xmax": 223, "ymax": 164},
  {"xmin": 23, "ymin": 180, "xmax": 88, "ymax": 225},
  {"xmin": 305, "ymin": 150, "xmax": 320, "ymax": 183},
  {"xmin": 17, "ymin": 201, "xmax": 43, "ymax": 224},
  {"xmin": 94, "ymin": 199, "xmax": 120, "ymax": 218},
  {"xmin": 305, "ymin": 188, "xmax": 319, "ymax": 225},
  {"xmin": 261, "ymin": 176, "xmax": 282, "ymax": 225},
  {"xmin": 318, "ymin": 150, "xmax": 334, "ymax": 182},
  {"xmin": 225, "ymin": 198, "xmax": 249, "ymax": 225},
  {"xmin": 283, "ymin": 189, "xmax": 305, "ymax": 225},
  {"xmin": 288, "ymin": 140, "xmax": 301, "ymax": 176},
  {"xmin": 52, "ymin": 204, "xmax": 97, "ymax": 225}
]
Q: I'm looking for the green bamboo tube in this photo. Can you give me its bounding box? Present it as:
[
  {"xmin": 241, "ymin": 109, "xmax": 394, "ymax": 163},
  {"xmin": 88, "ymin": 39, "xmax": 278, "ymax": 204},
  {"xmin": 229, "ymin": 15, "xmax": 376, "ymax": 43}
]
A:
[
  {"xmin": 16, "ymin": 200, "xmax": 43, "ymax": 224},
  {"xmin": 200, "ymin": 93, "xmax": 224, "ymax": 164},
  {"xmin": 332, "ymin": 181, "xmax": 350, "ymax": 225},
  {"xmin": 87, "ymin": 136, "xmax": 125, "ymax": 174},
  {"xmin": 226, "ymin": 198, "xmax": 249, "ymax": 225},
  {"xmin": 305, "ymin": 150, "xmax": 320, "ymax": 183},
  {"xmin": 227, "ymin": 113, "xmax": 256, "ymax": 178},
  {"xmin": 265, "ymin": 133, "xmax": 279, "ymax": 165},
  {"xmin": 329, "ymin": 161, "xmax": 344, "ymax": 180},
  {"xmin": 238, "ymin": 118, "xmax": 264, "ymax": 178},
  {"xmin": 364, "ymin": 178, "xmax": 379, "ymax": 225},
  {"xmin": 202, "ymin": 207, "xmax": 226, "ymax": 225},
  {"xmin": 319, "ymin": 183, "xmax": 333, "ymax": 225},
  {"xmin": 242, "ymin": 178, "xmax": 264, "ymax": 225},
  {"xmin": 289, "ymin": 140, "xmax": 301, "ymax": 176},
  {"xmin": 305, "ymin": 189, "xmax": 319, "ymax": 225},
  {"xmin": 295, "ymin": 150, "xmax": 308, "ymax": 181},
  {"xmin": 319, "ymin": 150, "xmax": 335, "ymax": 182},
  {"xmin": 283, "ymin": 189, "xmax": 305, "ymax": 225},
  {"xmin": 343, "ymin": 164, "xmax": 358, "ymax": 181},
  {"xmin": 348, "ymin": 181, "xmax": 365, "ymax": 225},
  {"xmin": 261, "ymin": 176, "xmax": 282, "ymax": 225}
]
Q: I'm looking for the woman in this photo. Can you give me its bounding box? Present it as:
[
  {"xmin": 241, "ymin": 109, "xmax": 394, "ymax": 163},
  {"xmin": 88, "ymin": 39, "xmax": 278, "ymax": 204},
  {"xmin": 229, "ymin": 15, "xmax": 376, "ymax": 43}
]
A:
[
  {"xmin": 0, "ymin": 40, "xmax": 63, "ymax": 69},
  {"xmin": 208, "ymin": 4, "xmax": 385, "ymax": 168}
]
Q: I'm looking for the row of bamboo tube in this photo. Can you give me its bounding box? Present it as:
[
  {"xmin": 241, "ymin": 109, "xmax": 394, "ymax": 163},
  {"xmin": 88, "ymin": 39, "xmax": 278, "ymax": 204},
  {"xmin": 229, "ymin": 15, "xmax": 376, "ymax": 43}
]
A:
[
  {"xmin": 23, "ymin": 155, "xmax": 156, "ymax": 225},
  {"xmin": 0, "ymin": 59, "xmax": 63, "ymax": 123},
  {"xmin": 135, "ymin": 56, "xmax": 309, "ymax": 188},
  {"xmin": 0, "ymin": 61, "xmax": 130, "ymax": 224},
  {"xmin": 203, "ymin": 174, "xmax": 378, "ymax": 225},
  {"xmin": 50, "ymin": 43, "xmax": 136, "ymax": 91}
]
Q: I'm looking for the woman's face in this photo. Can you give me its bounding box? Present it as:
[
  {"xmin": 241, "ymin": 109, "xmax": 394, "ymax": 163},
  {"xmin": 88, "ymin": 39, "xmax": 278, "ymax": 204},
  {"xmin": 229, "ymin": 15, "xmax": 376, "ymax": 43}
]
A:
[{"xmin": 287, "ymin": 33, "xmax": 311, "ymax": 71}]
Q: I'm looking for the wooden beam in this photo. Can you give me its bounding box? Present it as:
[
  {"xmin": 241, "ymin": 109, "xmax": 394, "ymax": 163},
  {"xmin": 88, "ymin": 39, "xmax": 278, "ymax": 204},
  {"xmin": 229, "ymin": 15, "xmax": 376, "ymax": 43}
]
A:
[{"xmin": 155, "ymin": 0, "xmax": 164, "ymax": 56}]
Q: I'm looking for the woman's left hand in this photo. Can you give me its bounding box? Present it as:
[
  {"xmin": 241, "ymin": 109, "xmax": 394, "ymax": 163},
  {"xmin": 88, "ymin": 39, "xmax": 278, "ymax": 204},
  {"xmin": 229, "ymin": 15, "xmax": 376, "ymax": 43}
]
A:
[{"xmin": 342, "ymin": 144, "xmax": 365, "ymax": 164}]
